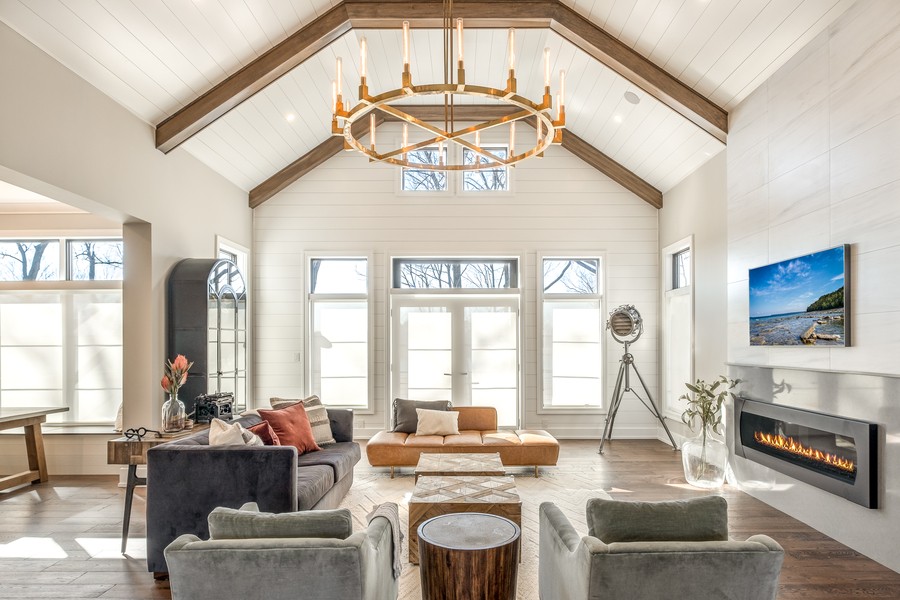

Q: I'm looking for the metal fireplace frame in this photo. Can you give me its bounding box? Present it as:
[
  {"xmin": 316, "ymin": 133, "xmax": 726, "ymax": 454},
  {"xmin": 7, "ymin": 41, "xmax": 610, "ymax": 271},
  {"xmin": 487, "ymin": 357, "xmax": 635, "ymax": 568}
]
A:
[{"xmin": 733, "ymin": 396, "xmax": 878, "ymax": 508}]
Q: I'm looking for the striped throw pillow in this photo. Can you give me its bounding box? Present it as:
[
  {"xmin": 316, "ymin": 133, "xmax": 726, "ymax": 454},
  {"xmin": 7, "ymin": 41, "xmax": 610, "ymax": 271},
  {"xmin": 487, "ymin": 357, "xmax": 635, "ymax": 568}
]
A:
[{"xmin": 270, "ymin": 395, "xmax": 335, "ymax": 445}]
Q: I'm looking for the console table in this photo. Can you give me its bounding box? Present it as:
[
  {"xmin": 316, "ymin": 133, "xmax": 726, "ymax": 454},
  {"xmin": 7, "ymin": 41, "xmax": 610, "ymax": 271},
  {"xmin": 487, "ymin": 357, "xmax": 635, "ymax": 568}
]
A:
[{"xmin": 0, "ymin": 407, "xmax": 68, "ymax": 492}]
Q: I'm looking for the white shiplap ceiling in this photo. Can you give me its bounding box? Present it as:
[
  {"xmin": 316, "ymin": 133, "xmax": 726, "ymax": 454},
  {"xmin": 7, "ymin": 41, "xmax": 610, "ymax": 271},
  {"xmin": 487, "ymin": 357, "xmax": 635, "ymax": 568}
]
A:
[{"xmin": 0, "ymin": 0, "xmax": 855, "ymax": 197}]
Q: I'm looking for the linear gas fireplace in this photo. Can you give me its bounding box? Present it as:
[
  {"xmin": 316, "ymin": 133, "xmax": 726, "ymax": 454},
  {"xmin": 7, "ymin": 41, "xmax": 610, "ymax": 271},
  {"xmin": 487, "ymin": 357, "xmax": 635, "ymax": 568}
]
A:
[{"xmin": 733, "ymin": 397, "xmax": 878, "ymax": 508}]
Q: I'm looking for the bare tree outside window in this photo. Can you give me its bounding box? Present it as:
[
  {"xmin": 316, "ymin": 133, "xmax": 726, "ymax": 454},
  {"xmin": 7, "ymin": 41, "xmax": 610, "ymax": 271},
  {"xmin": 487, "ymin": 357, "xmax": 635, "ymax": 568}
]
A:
[
  {"xmin": 462, "ymin": 147, "xmax": 508, "ymax": 191},
  {"xmin": 69, "ymin": 240, "xmax": 124, "ymax": 280},
  {"xmin": 394, "ymin": 260, "xmax": 516, "ymax": 289},
  {"xmin": 543, "ymin": 259, "xmax": 599, "ymax": 294},
  {"xmin": 401, "ymin": 148, "xmax": 448, "ymax": 191},
  {"xmin": 0, "ymin": 241, "xmax": 59, "ymax": 281}
]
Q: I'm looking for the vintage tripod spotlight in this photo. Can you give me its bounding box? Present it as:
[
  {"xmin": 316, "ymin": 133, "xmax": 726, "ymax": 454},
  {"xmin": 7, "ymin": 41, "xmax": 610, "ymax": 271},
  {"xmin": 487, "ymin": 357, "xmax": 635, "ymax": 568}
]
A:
[{"xmin": 598, "ymin": 305, "xmax": 678, "ymax": 454}]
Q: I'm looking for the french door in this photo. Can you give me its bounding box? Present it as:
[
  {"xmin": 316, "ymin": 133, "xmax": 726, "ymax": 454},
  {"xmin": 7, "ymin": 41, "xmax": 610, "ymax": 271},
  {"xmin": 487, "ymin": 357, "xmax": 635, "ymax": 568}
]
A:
[{"xmin": 391, "ymin": 295, "xmax": 519, "ymax": 427}]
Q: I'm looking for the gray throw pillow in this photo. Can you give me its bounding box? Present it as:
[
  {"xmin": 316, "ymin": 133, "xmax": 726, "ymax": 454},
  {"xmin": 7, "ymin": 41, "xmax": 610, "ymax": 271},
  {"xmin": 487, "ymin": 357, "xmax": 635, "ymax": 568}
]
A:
[
  {"xmin": 208, "ymin": 506, "xmax": 353, "ymax": 540},
  {"xmin": 586, "ymin": 496, "xmax": 728, "ymax": 543},
  {"xmin": 392, "ymin": 398, "xmax": 452, "ymax": 434}
]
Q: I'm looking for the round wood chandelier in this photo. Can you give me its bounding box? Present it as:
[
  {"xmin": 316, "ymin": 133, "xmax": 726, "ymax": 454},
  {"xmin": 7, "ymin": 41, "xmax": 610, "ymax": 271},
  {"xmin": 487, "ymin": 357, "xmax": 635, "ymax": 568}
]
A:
[{"xmin": 330, "ymin": 2, "xmax": 566, "ymax": 171}]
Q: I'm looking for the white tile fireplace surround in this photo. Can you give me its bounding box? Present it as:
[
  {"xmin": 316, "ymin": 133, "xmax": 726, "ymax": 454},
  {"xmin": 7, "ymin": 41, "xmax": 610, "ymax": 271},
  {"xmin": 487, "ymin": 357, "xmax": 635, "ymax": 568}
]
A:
[{"xmin": 727, "ymin": 364, "xmax": 899, "ymax": 570}]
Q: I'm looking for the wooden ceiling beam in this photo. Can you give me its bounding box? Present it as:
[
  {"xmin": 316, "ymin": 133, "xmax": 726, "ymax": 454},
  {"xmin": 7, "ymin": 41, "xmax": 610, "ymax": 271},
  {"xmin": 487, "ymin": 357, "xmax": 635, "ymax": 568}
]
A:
[
  {"xmin": 249, "ymin": 116, "xmax": 382, "ymax": 208},
  {"xmin": 250, "ymin": 105, "xmax": 661, "ymax": 209},
  {"xmin": 155, "ymin": 3, "xmax": 350, "ymax": 153},
  {"xmin": 155, "ymin": 0, "xmax": 727, "ymax": 154}
]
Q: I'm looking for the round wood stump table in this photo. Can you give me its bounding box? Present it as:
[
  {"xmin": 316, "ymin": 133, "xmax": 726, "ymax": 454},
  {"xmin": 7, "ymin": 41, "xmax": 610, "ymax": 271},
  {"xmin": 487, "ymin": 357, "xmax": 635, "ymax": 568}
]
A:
[{"xmin": 418, "ymin": 512, "xmax": 520, "ymax": 600}]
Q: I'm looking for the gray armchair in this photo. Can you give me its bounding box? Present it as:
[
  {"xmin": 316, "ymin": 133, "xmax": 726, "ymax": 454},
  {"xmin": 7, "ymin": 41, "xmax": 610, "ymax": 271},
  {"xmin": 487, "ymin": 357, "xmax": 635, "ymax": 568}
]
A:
[
  {"xmin": 539, "ymin": 496, "xmax": 784, "ymax": 600},
  {"xmin": 165, "ymin": 502, "xmax": 399, "ymax": 600}
]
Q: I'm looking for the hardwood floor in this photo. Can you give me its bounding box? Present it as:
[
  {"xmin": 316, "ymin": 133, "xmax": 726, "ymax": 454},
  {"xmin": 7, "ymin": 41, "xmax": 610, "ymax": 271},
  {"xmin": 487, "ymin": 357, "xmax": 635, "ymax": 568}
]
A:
[{"xmin": 0, "ymin": 439, "xmax": 898, "ymax": 599}]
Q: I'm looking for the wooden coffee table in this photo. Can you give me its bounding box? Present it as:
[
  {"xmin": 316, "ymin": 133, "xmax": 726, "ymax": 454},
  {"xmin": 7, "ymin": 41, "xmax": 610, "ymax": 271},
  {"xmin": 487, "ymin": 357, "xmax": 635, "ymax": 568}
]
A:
[
  {"xmin": 408, "ymin": 475, "xmax": 522, "ymax": 564},
  {"xmin": 414, "ymin": 452, "xmax": 505, "ymax": 481}
]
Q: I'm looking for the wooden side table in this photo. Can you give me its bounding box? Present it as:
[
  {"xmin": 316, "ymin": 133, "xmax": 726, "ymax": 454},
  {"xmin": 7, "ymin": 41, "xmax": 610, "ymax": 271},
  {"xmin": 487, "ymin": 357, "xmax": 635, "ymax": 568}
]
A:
[
  {"xmin": 107, "ymin": 427, "xmax": 203, "ymax": 553},
  {"xmin": 0, "ymin": 407, "xmax": 68, "ymax": 492},
  {"xmin": 418, "ymin": 513, "xmax": 520, "ymax": 600}
]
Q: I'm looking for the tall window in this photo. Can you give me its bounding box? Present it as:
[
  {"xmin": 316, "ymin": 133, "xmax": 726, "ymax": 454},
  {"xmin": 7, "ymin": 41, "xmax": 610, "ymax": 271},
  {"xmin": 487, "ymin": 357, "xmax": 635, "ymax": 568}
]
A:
[
  {"xmin": 662, "ymin": 238, "xmax": 693, "ymax": 419},
  {"xmin": 0, "ymin": 237, "xmax": 123, "ymax": 425},
  {"xmin": 401, "ymin": 147, "xmax": 448, "ymax": 192},
  {"xmin": 540, "ymin": 257, "xmax": 603, "ymax": 409},
  {"xmin": 308, "ymin": 257, "xmax": 369, "ymax": 408}
]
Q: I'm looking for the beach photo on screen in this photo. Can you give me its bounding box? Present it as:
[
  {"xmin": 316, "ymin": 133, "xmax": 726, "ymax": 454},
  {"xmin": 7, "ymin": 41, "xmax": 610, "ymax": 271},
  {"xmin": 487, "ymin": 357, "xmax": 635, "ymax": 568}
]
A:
[{"xmin": 749, "ymin": 245, "xmax": 849, "ymax": 346}]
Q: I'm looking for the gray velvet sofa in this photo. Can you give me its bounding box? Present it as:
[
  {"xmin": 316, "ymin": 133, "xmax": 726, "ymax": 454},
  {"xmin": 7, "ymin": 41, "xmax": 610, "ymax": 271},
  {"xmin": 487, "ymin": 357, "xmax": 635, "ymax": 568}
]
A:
[
  {"xmin": 164, "ymin": 503, "xmax": 399, "ymax": 600},
  {"xmin": 539, "ymin": 497, "xmax": 784, "ymax": 600},
  {"xmin": 146, "ymin": 409, "xmax": 359, "ymax": 574}
]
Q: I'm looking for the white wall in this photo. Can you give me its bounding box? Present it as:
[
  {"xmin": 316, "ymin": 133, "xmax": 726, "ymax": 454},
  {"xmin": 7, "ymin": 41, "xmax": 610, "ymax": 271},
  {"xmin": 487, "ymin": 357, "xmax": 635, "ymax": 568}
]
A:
[
  {"xmin": 659, "ymin": 151, "xmax": 728, "ymax": 443},
  {"xmin": 0, "ymin": 21, "xmax": 252, "ymax": 474},
  {"xmin": 726, "ymin": 0, "xmax": 900, "ymax": 571},
  {"xmin": 254, "ymin": 126, "xmax": 660, "ymax": 439}
]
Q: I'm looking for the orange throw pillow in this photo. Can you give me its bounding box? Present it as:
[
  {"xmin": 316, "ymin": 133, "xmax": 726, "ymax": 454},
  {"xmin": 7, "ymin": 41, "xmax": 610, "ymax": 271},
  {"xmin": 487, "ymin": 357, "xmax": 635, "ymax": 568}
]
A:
[
  {"xmin": 258, "ymin": 402, "xmax": 321, "ymax": 454},
  {"xmin": 247, "ymin": 420, "xmax": 281, "ymax": 446}
]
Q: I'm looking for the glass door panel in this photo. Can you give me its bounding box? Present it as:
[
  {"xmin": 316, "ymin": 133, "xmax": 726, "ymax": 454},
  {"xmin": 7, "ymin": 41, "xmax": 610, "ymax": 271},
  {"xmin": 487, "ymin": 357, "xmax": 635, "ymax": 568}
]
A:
[{"xmin": 392, "ymin": 297, "xmax": 519, "ymax": 427}]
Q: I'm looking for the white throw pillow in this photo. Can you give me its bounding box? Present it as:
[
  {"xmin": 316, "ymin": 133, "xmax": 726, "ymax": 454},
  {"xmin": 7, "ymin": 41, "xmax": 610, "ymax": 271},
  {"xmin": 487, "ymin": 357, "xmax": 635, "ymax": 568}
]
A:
[
  {"xmin": 209, "ymin": 418, "xmax": 263, "ymax": 447},
  {"xmin": 415, "ymin": 408, "xmax": 460, "ymax": 436}
]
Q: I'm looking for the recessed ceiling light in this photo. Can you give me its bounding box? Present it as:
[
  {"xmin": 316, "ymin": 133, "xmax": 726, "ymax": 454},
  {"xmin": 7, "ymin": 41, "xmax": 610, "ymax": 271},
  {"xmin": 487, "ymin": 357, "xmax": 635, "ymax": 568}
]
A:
[
  {"xmin": 285, "ymin": 113, "xmax": 296, "ymax": 122},
  {"xmin": 613, "ymin": 114, "xmax": 623, "ymax": 123},
  {"xmin": 624, "ymin": 91, "xmax": 640, "ymax": 105}
]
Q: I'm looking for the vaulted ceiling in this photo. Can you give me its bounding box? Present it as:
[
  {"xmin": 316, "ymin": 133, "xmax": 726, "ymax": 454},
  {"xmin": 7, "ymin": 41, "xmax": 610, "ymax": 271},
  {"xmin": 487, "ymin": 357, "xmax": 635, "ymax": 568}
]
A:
[{"xmin": 0, "ymin": 0, "xmax": 854, "ymax": 208}]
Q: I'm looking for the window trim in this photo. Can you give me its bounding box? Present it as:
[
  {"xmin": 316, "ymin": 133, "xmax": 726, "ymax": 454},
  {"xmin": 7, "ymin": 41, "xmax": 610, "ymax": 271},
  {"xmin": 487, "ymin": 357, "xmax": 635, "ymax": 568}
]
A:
[
  {"xmin": 461, "ymin": 145, "xmax": 511, "ymax": 194},
  {"xmin": 536, "ymin": 252, "xmax": 607, "ymax": 415},
  {"xmin": 661, "ymin": 236, "xmax": 694, "ymax": 421},
  {"xmin": 394, "ymin": 138, "xmax": 515, "ymax": 195},
  {"xmin": 305, "ymin": 252, "xmax": 375, "ymax": 414}
]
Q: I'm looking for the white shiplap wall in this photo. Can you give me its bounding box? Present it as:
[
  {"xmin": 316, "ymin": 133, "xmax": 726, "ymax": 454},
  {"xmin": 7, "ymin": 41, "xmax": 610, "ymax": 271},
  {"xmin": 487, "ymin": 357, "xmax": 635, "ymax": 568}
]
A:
[{"xmin": 253, "ymin": 124, "xmax": 661, "ymax": 439}]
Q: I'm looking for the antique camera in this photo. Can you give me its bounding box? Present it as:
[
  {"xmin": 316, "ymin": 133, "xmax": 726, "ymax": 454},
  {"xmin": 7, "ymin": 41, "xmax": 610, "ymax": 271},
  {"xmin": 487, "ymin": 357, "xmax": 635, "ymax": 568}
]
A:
[{"xmin": 193, "ymin": 392, "xmax": 235, "ymax": 424}]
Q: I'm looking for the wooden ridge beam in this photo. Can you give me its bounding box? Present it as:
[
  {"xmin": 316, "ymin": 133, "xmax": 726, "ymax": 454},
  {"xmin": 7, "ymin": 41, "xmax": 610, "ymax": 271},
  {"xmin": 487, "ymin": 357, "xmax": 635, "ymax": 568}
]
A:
[
  {"xmin": 250, "ymin": 105, "xmax": 661, "ymax": 210},
  {"xmin": 156, "ymin": 0, "xmax": 726, "ymax": 153},
  {"xmin": 249, "ymin": 116, "xmax": 382, "ymax": 208},
  {"xmin": 549, "ymin": 2, "xmax": 727, "ymax": 142},
  {"xmin": 156, "ymin": 3, "xmax": 351, "ymax": 153}
]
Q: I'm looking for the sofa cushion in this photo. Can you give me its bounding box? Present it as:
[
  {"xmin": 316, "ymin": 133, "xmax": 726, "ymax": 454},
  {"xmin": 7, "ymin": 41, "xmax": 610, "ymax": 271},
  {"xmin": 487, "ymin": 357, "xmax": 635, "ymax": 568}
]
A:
[
  {"xmin": 587, "ymin": 496, "xmax": 729, "ymax": 543},
  {"xmin": 393, "ymin": 399, "xmax": 451, "ymax": 433},
  {"xmin": 208, "ymin": 505, "xmax": 353, "ymax": 540},
  {"xmin": 416, "ymin": 408, "xmax": 459, "ymax": 436},
  {"xmin": 481, "ymin": 430, "xmax": 522, "ymax": 446},
  {"xmin": 209, "ymin": 418, "xmax": 263, "ymax": 447},
  {"xmin": 295, "ymin": 442, "xmax": 360, "ymax": 483},
  {"xmin": 271, "ymin": 395, "xmax": 336, "ymax": 445},
  {"xmin": 296, "ymin": 465, "xmax": 335, "ymax": 510},
  {"xmin": 247, "ymin": 420, "xmax": 280, "ymax": 446},
  {"xmin": 259, "ymin": 402, "xmax": 321, "ymax": 455},
  {"xmin": 443, "ymin": 432, "xmax": 484, "ymax": 446}
]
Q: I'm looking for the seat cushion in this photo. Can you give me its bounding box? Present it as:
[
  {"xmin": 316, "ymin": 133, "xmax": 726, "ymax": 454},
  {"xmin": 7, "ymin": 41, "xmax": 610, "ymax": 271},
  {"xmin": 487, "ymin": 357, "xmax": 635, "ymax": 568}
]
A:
[
  {"xmin": 481, "ymin": 430, "xmax": 522, "ymax": 446},
  {"xmin": 295, "ymin": 442, "xmax": 360, "ymax": 482},
  {"xmin": 296, "ymin": 465, "xmax": 334, "ymax": 510},
  {"xmin": 587, "ymin": 496, "xmax": 729, "ymax": 543}
]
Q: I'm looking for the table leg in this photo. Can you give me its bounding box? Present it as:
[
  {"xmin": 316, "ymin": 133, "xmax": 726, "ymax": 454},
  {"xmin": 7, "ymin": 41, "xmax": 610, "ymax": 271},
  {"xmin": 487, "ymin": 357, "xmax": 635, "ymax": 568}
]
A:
[
  {"xmin": 24, "ymin": 421, "xmax": 48, "ymax": 483},
  {"xmin": 122, "ymin": 464, "xmax": 147, "ymax": 554}
]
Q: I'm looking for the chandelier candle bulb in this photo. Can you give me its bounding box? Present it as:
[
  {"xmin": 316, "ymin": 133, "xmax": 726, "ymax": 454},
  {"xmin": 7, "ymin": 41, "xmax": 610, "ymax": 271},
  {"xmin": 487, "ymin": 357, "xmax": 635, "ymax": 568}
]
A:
[
  {"xmin": 360, "ymin": 36, "xmax": 367, "ymax": 79},
  {"xmin": 402, "ymin": 21, "xmax": 410, "ymax": 69},
  {"xmin": 438, "ymin": 140, "xmax": 444, "ymax": 166},
  {"xmin": 543, "ymin": 47, "xmax": 551, "ymax": 88},
  {"xmin": 402, "ymin": 122, "xmax": 408, "ymax": 159},
  {"xmin": 509, "ymin": 121, "xmax": 516, "ymax": 155},
  {"xmin": 370, "ymin": 113, "xmax": 376, "ymax": 150},
  {"xmin": 508, "ymin": 28, "xmax": 516, "ymax": 71},
  {"xmin": 560, "ymin": 70, "xmax": 566, "ymax": 108},
  {"xmin": 331, "ymin": 80, "xmax": 337, "ymax": 112},
  {"xmin": 456, "ymin": 19, "xmax": 464, "ymax": 65},
  {"xmin": 336, "ymin": 57, "xmax": 342, "ymax": 96}
]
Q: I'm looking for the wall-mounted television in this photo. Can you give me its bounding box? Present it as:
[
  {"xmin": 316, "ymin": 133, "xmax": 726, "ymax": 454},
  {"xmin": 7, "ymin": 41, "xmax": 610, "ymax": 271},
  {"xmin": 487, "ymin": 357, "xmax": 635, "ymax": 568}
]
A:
[{"xmin": 749, "ymin": 245, "xmax": 850, "ymax": 347}]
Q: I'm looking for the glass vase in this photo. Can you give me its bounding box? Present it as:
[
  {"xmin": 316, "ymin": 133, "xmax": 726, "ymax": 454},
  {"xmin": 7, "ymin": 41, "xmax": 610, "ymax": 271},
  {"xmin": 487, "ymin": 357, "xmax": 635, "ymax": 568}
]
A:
[
  {"xmin": 681, "ymin": 424, "xmax": 728, "ymax": 489},
  {"xmin": 162, "ymin": 392, "xmax": 186, "ymax": 433}
]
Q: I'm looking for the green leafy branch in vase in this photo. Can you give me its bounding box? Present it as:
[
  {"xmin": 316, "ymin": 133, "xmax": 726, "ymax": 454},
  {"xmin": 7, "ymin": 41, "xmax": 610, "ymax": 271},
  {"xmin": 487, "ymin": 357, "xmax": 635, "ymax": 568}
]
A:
[{"xmin": 680, "ymin": 376, "xmax": 742, "ymax": 480}]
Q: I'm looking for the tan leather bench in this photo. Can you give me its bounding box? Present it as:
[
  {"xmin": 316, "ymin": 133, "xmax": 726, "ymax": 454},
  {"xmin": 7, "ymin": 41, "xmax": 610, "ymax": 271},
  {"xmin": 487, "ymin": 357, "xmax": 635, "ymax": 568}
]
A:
[{"xmin": 365, "ymin": 406, "xmax": 559, "ymax": 477}]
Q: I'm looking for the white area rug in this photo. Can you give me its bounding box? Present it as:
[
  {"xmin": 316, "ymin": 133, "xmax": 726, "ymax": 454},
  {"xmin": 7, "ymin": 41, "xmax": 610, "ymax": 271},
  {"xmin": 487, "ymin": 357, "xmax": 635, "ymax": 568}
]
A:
[{"xmin": 339, "ymin": 470, "xmax": 612, "ymax": 600}]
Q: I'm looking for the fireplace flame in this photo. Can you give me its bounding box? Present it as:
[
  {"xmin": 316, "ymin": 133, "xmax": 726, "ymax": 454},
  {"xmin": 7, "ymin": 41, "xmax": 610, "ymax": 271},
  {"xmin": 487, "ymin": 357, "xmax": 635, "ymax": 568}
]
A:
[{"xmin": 753, "ymin": 432, "xmax": 856, "ymax": 474}]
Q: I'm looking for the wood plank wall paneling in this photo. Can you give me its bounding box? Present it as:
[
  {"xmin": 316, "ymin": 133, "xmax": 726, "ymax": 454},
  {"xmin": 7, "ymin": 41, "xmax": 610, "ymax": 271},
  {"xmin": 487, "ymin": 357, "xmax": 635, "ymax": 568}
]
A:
[
  {"xmin": 253, "ymin": 124, "xmax": 661, "ymax": 439},
  {"xmin": 724, "ymin": 0, "xmax": 900, "ymax": 574}
]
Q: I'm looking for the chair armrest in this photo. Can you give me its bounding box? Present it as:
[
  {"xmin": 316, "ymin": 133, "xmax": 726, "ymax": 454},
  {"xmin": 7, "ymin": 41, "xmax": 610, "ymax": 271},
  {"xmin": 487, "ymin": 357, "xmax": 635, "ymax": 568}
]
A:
[
  {"xmin": 357, "ymin": 515, "xmax": 399, "ymax": 600},
  {"xmin": 539, "ymin": 502, "xmax": 605, "ymax": 600},
  {"xmin": 327, "ymin": 408, "xmax": 355, "ymax": 442},
  {"xmin": 746, "ymin": 534, "xmax": 784, "ymax": 553},
  {"xmin": 146, "ymin": 444, "xmax": 297, "ymax": 573}
]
